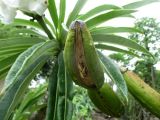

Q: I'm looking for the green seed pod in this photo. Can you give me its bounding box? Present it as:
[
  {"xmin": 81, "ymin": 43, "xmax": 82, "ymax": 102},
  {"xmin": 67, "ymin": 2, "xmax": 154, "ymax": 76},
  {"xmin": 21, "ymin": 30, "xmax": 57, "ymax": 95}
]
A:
[
  {"xmin": 64, "ymin": 20, "xmax": 104, "ymax": 89},
  {"xmin": 123, "ymin": 71, "xmax": 160, "ymax": 118},
  {"xmin": 88, "ymin": 83, "xmax": 124, "ymax": 117}
]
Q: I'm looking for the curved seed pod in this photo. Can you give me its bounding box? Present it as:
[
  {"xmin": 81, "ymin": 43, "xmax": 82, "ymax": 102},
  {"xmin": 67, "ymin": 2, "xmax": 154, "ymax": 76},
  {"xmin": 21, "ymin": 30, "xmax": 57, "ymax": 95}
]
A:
[
  {"xmin": 88, "ymin": 83, "xmax": 124, "ymax": 117},
  {"xmin": 123, "ymin": 71, "xmax": 160, "ymax": 118},
  {"xmin": 64, "ymin": 20, "xmax": 104, "ymax": 89}
]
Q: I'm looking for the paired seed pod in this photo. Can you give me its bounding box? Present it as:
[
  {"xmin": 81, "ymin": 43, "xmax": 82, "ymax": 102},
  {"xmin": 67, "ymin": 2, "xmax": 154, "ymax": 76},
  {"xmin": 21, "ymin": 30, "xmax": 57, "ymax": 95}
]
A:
[
  {"xmin": 88, "ymin": 83, "xmax": 125, "ymax": 117},
  {"xmin": 64, "ymin": 20, "xmax": 104, "ymax": 89}
]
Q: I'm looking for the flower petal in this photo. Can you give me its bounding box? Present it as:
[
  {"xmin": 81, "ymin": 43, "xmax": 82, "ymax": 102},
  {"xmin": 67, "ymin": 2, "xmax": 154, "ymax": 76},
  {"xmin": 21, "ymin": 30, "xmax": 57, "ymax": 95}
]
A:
[
  {"xmin": 2, "ymin": 0, "xmax": 47, "ymax": 16},
  {"xmin": 29, "ymin": 0, "xmax": 48, "ymax": 15}
]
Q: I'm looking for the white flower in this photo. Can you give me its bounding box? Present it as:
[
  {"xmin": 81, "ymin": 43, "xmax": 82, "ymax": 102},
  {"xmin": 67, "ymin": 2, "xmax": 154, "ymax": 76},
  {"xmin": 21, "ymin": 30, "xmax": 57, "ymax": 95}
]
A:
[
  {"xmin": 3, "ymin": 0, "xmax": 48, "ymax": 16},
  {"xmin": 0, "ymin": 0, "xmax": 16, "ymax": 24},
  {"xmin": 29, "ymin": 0, "xmax": 48, "ymax": 15}
]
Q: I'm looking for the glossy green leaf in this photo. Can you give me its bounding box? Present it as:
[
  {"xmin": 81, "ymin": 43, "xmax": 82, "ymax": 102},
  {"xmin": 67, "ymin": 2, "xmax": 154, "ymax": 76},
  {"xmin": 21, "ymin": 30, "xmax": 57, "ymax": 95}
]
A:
[
  {"xmin": 78, "ymin": 4, "xmax": 121, "ymax": 20},
  {"xmin": 95, "ymin": 44, "xmax": 139, "ymax": 57},
  {"xmin": 98, "ymin": 51, "xmax": 128, "ymax": 105},
  {"xmin": 91, "ymin": 27, "xmax": 142, "ymax": 34},
  {"xmin": 48, "ymin": 0, "xmax": 58, "ymax": 29},
  {"xmin": 86, "ymin": 9, "xmax": 136, "ymax": 29},
  {"xmin": 0, "ymin": 41, "xmax": 59, "ymax": 120},
  {"xmin": 123, "ymin": 0, "xmax": 160, "ymax": 9},
  {"xmin": 92, "ymin": 34, "xmax": 152, "ymax": 56},
  {"xmin": 66, "ymin": 0, "xmax": 88, "ymax": 27},
  {"xmin": 45, "ymin": 58, "xmax": 59, "ymax": 120}
]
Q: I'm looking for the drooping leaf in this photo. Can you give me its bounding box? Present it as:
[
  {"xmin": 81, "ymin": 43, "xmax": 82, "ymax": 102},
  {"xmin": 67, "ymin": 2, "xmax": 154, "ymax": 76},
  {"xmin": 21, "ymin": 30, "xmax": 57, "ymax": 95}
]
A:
[
  {"xmin": 10, "ymin": 28, "xmax": 45, "ymax": 38},
  {"xmin": 95, "ymin": 44, "xmax": 139, "ymax": 57},
  {"xmin": 91, "ymin": 27, "xmax": 142, "ymax": 34},
  {"xmin": 78, "ymin": 4, "xmax": 121, "ymax": 21},
  {"xmin": 86, "ymin": 9, "xmax": 136, "ymax": 29},
  {"xmin": 98, "ymin": 51, "xmax": 128, "ymax": 105},
  {"xmin": 0, "ymin": 37, "xmax": 45, "ymax": 49},
  {"xmin": 92, "ymin": 34, "xmax": 152, "ymax": 56},
  {"xmin": 66, "ymin": 0, "xmax": 88, "ymax": 27},
  {"xmin": 123, "ymin": 0, "xmax": 160, "ymax": 9},
  {"xmin": 13, "ymin": 19, "xmax": 42, "ymax": 30},
  {"xmin": 0, "ymin": 41, "xmax": 59, "ymax": 120}
]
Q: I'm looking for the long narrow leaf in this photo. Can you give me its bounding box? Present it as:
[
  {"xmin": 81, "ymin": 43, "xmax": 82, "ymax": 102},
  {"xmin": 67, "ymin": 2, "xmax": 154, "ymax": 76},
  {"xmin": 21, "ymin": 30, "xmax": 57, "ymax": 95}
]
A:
[
  {"xmin": 92, "ymin": 34, "xmax": 152, "ymax": 56},
  {"xmin": 95, "ymin": 44, "xmax": 139, "ymax": 57},
  {"xmin": 13, "ymin": 19, "xmax": 42, "ymax": 30},
  {"xmin": 91, "ymin": 27, "xmax": 142, "ymax": 34},
  {"xmin": 0, "ymin": 37, "xmax": 45, "ymax": 49},
  {"xmin": 78, "ymin": 4, "xmax": 121, "ymax": 20},
  {"xmin": 45, "ymin": 59, "xmax": 59, "ymax": 120},
  {"xmin": 59, "ymin": 0, "xmax": 66, "ymax": 24},
  {"xmin": 66, "ymin": 0, "xmax": 88, "ymax": 27},
  {"xmin": 48, "ymin": 0, "xmax": 58, "ymax": 29},
  {"xmin": 123, "ymin": 0, "xmax": 160, "ymax": 9},
  {"xmin": 98, "ymin": 51, "xmax": 128, "ymax": 105},
  {"xmin": 13, "ymin": 84, "xmax": 47, "ymax": 120},
  {"xmin": 10, "ymin": 28, "xmax": 45, "ymax": 38},
  {"xmin": 0, "ymin": 41, "xmax": 59, "ymax": 120},
  {"xmin": 86, "ymin": 9, "xmax": 136, "ymax": 29},
  {"xmin": 56, "ymin": 52, "xmax": 73, "ymax": 120}
]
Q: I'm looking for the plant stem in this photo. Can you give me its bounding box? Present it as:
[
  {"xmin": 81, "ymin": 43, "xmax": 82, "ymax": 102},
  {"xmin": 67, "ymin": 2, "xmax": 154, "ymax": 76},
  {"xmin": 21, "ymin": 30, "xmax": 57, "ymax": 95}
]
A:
[{"xmin": 35, "ymin": 15, "xmax": 54, "ymax": 40}]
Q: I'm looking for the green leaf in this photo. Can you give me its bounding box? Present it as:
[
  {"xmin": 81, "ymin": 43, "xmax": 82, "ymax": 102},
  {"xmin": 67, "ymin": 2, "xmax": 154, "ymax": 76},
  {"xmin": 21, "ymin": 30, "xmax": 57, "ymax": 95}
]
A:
[
  {"xmin": 10, "ymin": 28, "xmax": 45, "ymax": 38},
  {"xmin": 123, "ymin": 0, "xmax": 160, "ymax": 9},
  {"xmin": 0, "ymin": 48, "xmax": 27, "ymax": 56},
  {"xmin": 0, "ymin": 54, "xmax": 20, "ymax": 79},
  {"xmin": 91, "ymin": 27, "xmax": 142, "ymax": 34},
  {"xmin": 45, "ymin": 58, "xmax": 59, "ymax": 120},
  {"xmin": 48, "ymin": 0, "xmax": 58, "ymax": 29},
  {"xmin": 13, "ymin": 84, "xmax": 47, "ymax": 120},
  {"xmin": 0, "ymin": 68, "xmax": 10, "ymax": 80},
  {"xmin": 92, "ymin": 34, "xmax": 152, "ymax": 56},
  {"xmin": 57, "ymin": 97, "xmax": 73, "ymax": 120},
  {"xmin": 66, "ymin": 0, "xmax": 88, "ymax": 27},
  {"xmin": 86, "ymin": 9, "xmax": 136, "ymax": 29},
  {"xmin": 59, "ymin": 0, "xmax": 66, "ymax": 24},
  {"xmin": 98, "ymin": 51, "xmax": 128, "ymax": 105},
  {"xmin": 13, "ymin": 19, "xmax": 42, "ymax": 30},
  {"xmin": 0, "ymin": 37, "xmax": 45, "ymax": 49},
  {"xmin": 44, "ymin": 18, "xmax": 56, "ymax": 36},
  {"xmin": 95, "ymin": 44, "xmax": 139, "ymax": 57},
  {"xmin": 78, "ymin": 4, "xmax": 121, "ymax": 20},
  {"xmin": 56, "ymin": 52, "xmax": 73, "ymax": 120},
  {"xmin": 0, "ymin": 41, "xmax": 59, "ymax": 120}
]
